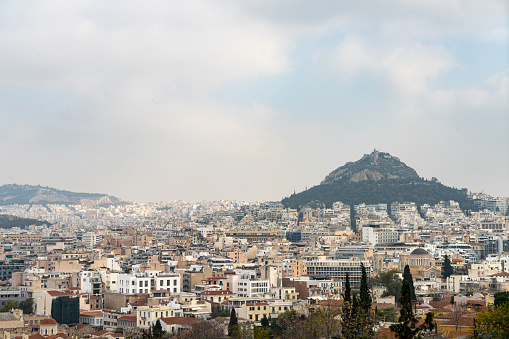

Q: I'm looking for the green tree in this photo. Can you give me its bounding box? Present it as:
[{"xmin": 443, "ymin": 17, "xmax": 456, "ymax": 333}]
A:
[
  {"xmin": 359, "ymin": 263, "xmax": 372, "ymax": 312},
  {"xmin": 403, "ymin": 265, "xmax": 416, "ymax": 301},
  {"xmin": 0, "ymin": 300, "xmax": 19, "ymax": 312},
  {"xmin": 228, "ymin": 308, "xmax": 238, "ymax": 337},
  {"xmin": 442, "ymin": 255, "xmax": 454, "ymax": 279},
  {"xmin": 152, "ymin": 319, "xmax": 164, "ymax": 339},
  {"xmin": 390, "ymin": 281, "xmax": 434, "ymax": 339},
  {"xmin": 261, "ymin": 315, "xmax": 269, "ymax": 327},
  {"xmin": 19, "ymin": 298, "xmax": 34, "ymax": 314},
  {"xmin": 475, "ymin": 303, "xmax": 509, "ymax": 338},
  {"xmin": 370, "ymin": 269, "xmax": 402, "ymax": 304},
  {"xmin": 494, "ymin": 291, "xmax": 509, "ymax": 307},
  {"xmin": 377, "ymin": 307, "xmax": 397, "ymax": 322},
  {"xmin": 344, "ymin": 273, "xmax": 351, "ymax": 303}
]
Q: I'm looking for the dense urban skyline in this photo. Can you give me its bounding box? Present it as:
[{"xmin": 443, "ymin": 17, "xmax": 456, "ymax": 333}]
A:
[{"xmin": 0, "ymin": 1, "xmax": 507, "ymax": 203}]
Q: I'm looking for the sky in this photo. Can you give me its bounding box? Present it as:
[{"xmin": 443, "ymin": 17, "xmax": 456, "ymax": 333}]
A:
[{"xmin": 0, "ymin": 0, "xmax": 508, "ymax": 203}]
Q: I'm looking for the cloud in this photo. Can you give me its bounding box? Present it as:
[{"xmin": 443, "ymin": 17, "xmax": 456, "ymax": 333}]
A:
[{"xmin": 0, "ymin": 0, "xmax": 507, "ymax": 201}]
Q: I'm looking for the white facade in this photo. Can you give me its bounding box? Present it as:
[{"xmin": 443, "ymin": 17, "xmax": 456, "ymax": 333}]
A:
[
  {"xmin": 154, "ymin": 273, "xmax": 181, "ymax": 293},
  {"xmin": 234, "ymin": 279, "xmax": 269, "ymax": 298},
  {"xmin": 82, "ymin": 232, "xmax": 101, "ymax": 249},
  {"xmin": 80, "ymin": 271, "xmax": 102, "ymax": 295},
  {"xmin": 362, "ymin": 226, "xmax": 400, "ymax": 245},
  {"xmin": 117, "ymin": 271, "xmax": 180, "ymax": 294}
]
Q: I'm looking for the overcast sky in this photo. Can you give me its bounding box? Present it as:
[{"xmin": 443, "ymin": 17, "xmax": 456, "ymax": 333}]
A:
[{"xmin": 0, "ymin": 0, "xmax": 508, "ymax": 203}]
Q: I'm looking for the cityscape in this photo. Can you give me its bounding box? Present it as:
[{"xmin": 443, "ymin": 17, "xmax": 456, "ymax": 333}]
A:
[
  {"xmin": 0, "ymin": 150, "xmax": 508, "ymax": 338},
  {"xmin": 1, "ymin": 1, "xmax": 508, "ymax": 339}
]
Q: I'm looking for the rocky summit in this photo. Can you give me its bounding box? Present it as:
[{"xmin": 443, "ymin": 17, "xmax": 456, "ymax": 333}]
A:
[
  {"xmin": 321, "ymin": 150, "xmax": 420, "ymax": 185},
  {"xmin": 282, "ymin": 150, "xmax": 476, "ymax": 211}
]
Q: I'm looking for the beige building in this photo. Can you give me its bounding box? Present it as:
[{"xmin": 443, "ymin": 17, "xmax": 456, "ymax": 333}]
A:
[
  {"xmin": 0, "ymin": 310, "xmax": 24, "ymax": 329},
  {"xmin": 136, "ymin": 304, "xmax": 183, "ymax": 329}
]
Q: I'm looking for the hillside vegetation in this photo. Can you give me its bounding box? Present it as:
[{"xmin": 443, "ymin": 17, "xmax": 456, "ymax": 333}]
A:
[
  {"xmin": 0, "ymin": 214, "xmax": 51, "ymax": 229},
  {"xmin": 282, "ymin": 150, "xmax": 477, "ymax": 212}
]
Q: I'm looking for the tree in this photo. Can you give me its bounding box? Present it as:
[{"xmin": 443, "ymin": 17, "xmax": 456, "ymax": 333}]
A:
[
  {"xmin": 494, "ymin": 291, "xmax": 509, "ymax": 307},
  {"xmin": 344, "ymin": 273, "xmax": 351, "ymax": 303},
  {"xmin": 176, "ymin": 320, "xmax": 225, "ymax": 339},
  {"xmin": 359, "ymin": 263, "xmax": 372, "ymax": 313},
  {"xmin": 450, "ymin": 295, "xmax": 455, "ymax": 305},
  {"xmin": 152, "ymin": 319, "xmax": 164, "ymax": 339},
  {"xmin": 377, "ymin": 307, "xmax": 397, "ymax": 322},
  {"xmin": 260, "ymin": 315, "xmax": 269, "ymax": 327},
  {"xmin": 450, "ymin": 302, "xmax": 465, "ymax": 332},
  {"xmin": 475, "ymin": 303, "xmax": 509, "ymax": 338},
  {"xmin": 228, "ymin": 308, "xmax": 238, "ymax": 337},
  {"xmin": 19, "ymin": 298, "xmax": 34, "ymax": 314},
  {"xmin": 390, "ymin": 280, "xmax": 433, "ymax": 339},
  {"xmin": 370, "ymin": 269, "xmax": 402, "ymax": 304},
  {"xmin": 442, "ymin": 255, "xmax": 454, "ymax": 279},
  {"xmin": 403, "ymin": 265, "xmax": 416, "ymax": 301},
  {"xmin": 0, "ymin": 300, "xmax": 19, "ymax": 312}
]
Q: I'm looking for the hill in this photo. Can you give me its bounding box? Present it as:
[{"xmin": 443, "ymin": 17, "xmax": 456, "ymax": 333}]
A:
[
  {"xmin": 0, "ymin": 214, "xmax": 51, "ymax": 229},
  {"xmin": 0, "ymin": 184, "xmax": 123, "ymax": 206},
  {"xmin": 282, "ymin": 150, "xmax": 477, "ymax": 212}
]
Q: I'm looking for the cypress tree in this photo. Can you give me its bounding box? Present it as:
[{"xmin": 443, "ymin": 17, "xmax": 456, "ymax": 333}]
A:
[
  {"xmin": 390, "ymin": 280, "xmax": 434, "ymax": 339},
  {"xmin": 403, "ymin": 265, "xmax": 416, "ymax": 301},
  {"xmin": 228, "ymin": 308, "xmax": 238, "ymax": 336},
  {"xmin": 344, "ymin": 273, "xmax": 351, "ymax": 303},
  {"xmin": 359, "ymin": 262, "xmax": 372, "ymax": 312},
  {"xmin": 442, "ymin": 255, "xmax": 454, "ymax": 279}
]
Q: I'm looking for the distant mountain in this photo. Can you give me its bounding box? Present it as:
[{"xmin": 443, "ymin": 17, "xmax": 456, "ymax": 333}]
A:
[
  {"xmin": 282, "ymin": 150, "xmax": 477, "ymax": 212},
  {"xmin": 0, "ymin": 184, "xmax": 123, "ymax": 206}
]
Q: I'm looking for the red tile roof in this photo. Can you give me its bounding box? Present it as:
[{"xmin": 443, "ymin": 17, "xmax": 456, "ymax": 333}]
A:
[
  {"xmin": 40, "ymin": 318, "xmax": 58, "ymax": 325},
  {"xmin": 47, "ymin": 291, "xmax": 73, "ymax": 297},
  {"xmin": 80, "ymin": 311, "xmax": 104, "ymax": 317},
  {"xmin": 118, "ymin": 315, "xmax": 137, "ymax": 322}
]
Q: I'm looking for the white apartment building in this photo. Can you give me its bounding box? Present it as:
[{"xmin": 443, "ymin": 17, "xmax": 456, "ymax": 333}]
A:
[
  {"xmin": 82, "ymin": 232, "xmax": 101, "ymax": 249},
  {"xmin": 362, "ymin": 226, "xmax": 400, "ymax": 245},
  {"xmin": 234, "ymin": 279, "xmax": 269, "ymax": 298},
  {"xmin": 117, "ymin": 271, "xmax": 180, "ymax": 295},
  {"xmin": 80, "ymin": 271, "xmax": 102, "ymax": 295},
  {"xmin": 154, "ymin": 273, "xmax": 181, "ymax": 294}
]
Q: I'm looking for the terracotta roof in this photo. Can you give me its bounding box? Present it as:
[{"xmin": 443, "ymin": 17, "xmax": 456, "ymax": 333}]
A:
[
  {"xmin": 47, "ymin": 291, "xmax": 73, "ymax": 297},
  {"xmin": 316, "ymin": 300, "xmax": 342, "ymax": 307},
  {"xmin": 28, "ymin": 334, "xmax": 46, "ymax": 339},
  {"xmin": 108, "ymin": 334, "xmax": 124, "ymax": 338},
  {"xmin": 45, "ymin": 334, "xmax": 69, "ymax": 339},
  {"xmin": 117, "ymin": 315, "xmax": 137, "ymax": 322},
  {"xmin": 246, "ymin": 302, "xmax": 269, "ymax": 306},
  {"xmin": 489, "ymin": 272, "xmax": 509, "ymax": 277},
  {"xmin": 40, "ymin": 318, "xmax": 58, "ymax": 325},
  {"xmin": 159, "ymin": 317, "xmax": 200, "ymax": 326},
  {"xmin": 80, "ymin": 311, "xmax": 104, "ymax": 317}
]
